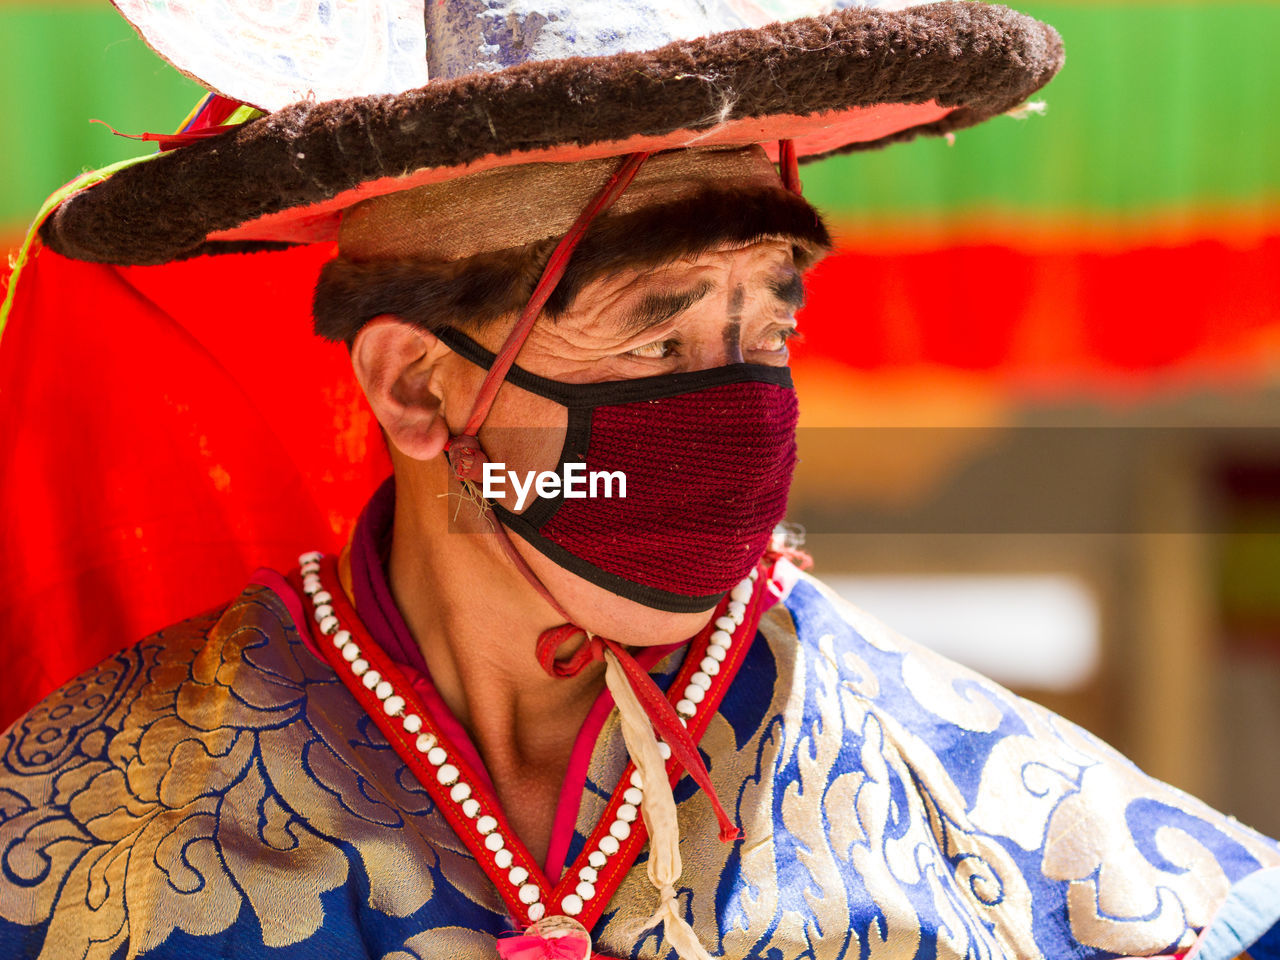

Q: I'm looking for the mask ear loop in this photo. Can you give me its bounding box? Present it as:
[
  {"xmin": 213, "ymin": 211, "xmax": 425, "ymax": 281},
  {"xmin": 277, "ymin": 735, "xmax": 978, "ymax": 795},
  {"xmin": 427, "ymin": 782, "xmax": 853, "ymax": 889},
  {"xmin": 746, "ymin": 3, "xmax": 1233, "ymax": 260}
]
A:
[
  {"xmin": 440, "ymin": 143, "xmax": 802, "ymax": 957},
  {"xmin": 441, "ymin": 150, "xmax": 653, "ymax": 629},
  {"xmin": 444, "ymin": 151, "xmax": 651, "ymax": 483}
]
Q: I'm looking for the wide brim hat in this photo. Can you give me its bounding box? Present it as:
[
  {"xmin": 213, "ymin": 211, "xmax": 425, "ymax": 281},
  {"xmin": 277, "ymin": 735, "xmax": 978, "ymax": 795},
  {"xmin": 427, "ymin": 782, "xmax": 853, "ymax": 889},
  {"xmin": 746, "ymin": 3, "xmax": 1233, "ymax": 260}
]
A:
[{"xmin": 40, "ymin": 0, "xmax": 1063, "ymax": 266}]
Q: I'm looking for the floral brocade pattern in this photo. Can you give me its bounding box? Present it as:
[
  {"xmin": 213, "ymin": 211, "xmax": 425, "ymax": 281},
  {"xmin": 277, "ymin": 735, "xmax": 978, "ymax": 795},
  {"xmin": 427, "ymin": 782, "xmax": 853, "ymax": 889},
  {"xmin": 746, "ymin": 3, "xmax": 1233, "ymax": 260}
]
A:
[
  {"xmin": 1, "ymin": 577, "xmax": 1278, "ymax": 958},
  {"xmin": 0, "ymin": 588, "xmax": 506, "ymax": 960},
  {"xmin": 587, "ymin": 575, "xmax": 1280, "ymax": 960}
]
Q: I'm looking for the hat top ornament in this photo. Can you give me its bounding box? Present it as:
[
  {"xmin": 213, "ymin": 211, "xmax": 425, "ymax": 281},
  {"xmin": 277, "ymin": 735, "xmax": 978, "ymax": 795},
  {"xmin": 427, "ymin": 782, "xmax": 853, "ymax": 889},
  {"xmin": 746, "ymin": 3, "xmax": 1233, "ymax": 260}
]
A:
[{"xmin": 110, "ymin": 0, "xmax": 917, "ymax": 111}]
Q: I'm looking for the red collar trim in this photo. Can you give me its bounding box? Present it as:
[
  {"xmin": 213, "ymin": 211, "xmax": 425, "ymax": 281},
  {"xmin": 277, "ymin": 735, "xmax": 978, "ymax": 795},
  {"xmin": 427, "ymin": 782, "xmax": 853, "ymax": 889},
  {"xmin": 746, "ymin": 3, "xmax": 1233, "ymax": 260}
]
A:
[{"xmin": 288, "ymin": 553, "xmax": 770, "ymax": 937}]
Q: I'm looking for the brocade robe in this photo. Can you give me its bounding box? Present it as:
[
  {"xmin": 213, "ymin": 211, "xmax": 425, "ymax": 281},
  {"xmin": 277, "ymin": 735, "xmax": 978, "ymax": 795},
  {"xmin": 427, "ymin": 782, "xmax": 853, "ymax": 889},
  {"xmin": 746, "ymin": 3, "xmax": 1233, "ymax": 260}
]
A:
[{"xmin": 1, "ymin": 567, "xmax": 1278, "ymax": 959}]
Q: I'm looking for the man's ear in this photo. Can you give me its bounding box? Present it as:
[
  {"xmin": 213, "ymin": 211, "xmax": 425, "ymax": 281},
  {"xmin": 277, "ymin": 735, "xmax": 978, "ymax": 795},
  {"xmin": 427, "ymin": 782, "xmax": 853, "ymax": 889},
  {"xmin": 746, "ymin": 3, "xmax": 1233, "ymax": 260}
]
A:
[{"xmin": 350, "ymin": 316, "xmax": 452, "ymax": 461}]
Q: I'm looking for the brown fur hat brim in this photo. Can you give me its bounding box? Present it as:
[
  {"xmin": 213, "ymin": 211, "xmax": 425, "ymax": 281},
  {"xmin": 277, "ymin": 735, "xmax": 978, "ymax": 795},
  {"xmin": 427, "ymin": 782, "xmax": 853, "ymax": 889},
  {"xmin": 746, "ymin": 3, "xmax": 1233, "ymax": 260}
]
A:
[{"xmin": 41, "ymin": 1, "xmax": 1062, "ymax": 268}]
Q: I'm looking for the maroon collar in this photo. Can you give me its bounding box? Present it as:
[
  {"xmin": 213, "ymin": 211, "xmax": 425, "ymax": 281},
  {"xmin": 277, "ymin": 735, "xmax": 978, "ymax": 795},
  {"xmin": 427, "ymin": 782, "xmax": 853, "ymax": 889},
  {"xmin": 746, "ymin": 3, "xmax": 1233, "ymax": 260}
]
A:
[{"xmin": 349, "ymin": 476, "xmax": 427, "ymax": 673}]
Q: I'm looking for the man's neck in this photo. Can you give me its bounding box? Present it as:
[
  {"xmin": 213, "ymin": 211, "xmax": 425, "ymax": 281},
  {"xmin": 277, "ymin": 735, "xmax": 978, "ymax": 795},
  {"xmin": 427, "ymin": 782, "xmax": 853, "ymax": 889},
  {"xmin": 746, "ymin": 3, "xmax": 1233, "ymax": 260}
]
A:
[{"xmin": 385, "ymin": 463, "xmax": 604, "ymax": 864}]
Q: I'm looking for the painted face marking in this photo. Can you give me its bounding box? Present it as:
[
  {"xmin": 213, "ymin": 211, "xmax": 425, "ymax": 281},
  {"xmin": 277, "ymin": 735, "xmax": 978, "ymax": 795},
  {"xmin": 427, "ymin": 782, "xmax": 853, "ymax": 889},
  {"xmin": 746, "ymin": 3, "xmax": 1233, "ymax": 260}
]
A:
[
  {"xmin": 727, "ymin": 283, "xmax": 745, "ymax": 321},
  {"xmin": 724, "ymin": 283, "xmax": 744, "ymax": 359}
]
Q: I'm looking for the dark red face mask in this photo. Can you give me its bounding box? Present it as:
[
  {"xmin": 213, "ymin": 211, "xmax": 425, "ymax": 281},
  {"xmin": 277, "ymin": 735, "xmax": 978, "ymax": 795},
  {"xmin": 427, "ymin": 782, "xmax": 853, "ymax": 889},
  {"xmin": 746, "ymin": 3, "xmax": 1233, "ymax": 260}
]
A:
[{"xmin": 439, "ymin": 329, "xmax": 798, "ymax": 612}]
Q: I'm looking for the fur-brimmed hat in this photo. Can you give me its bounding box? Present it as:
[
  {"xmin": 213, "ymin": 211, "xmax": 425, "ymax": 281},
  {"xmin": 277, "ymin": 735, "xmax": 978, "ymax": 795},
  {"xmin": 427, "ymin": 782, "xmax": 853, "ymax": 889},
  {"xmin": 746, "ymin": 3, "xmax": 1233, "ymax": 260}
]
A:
[{"xmin": 38, "ymin": 0, "xmax": 1063, "ymax": 267}]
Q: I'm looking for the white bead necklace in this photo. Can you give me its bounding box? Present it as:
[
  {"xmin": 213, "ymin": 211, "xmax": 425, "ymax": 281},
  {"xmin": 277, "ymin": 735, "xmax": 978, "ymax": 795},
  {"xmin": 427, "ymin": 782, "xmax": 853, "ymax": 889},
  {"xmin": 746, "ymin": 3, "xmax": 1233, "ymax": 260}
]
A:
[{"xmin": 294, "ymin": 549, "xmax": 760, "ymax": 930}]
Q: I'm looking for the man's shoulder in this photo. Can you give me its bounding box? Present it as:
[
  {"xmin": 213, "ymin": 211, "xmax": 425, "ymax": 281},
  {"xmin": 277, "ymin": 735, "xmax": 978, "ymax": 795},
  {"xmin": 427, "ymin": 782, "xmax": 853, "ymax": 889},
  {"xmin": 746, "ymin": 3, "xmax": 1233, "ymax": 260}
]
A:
[
  {"xmin": 766, "ymin": 564, "xmax": 1006, "ymax": 700},
  {"xmin": 759, "ymin": 566, "xmax": 1280, "ymax": 957},
  {"xmin": 0, "ymin": 579, "xmax": 468, "ymax": 958},
  {"xmin": 768, "ymin": 566, "xmax": 1186, "ymax": 780},
  {"xmin": 3, "ymin": 581, "xmax": 306, "ymax": 757}
]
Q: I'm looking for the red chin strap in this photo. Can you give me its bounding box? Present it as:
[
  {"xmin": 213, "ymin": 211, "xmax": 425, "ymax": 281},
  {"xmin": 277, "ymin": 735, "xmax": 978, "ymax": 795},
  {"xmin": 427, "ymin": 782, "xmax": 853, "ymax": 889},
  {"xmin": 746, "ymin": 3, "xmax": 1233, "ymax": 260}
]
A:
[
  {"xmin": 444, "ymin": 141, "xmax": 803, "ymax": 845},
  {"xmin": 444, "ymin": 150, "xmax": 651, "ymax": 483},
  {"xmin": 537, "ymin": 627, "xmax": 742, "ymax": 842}
]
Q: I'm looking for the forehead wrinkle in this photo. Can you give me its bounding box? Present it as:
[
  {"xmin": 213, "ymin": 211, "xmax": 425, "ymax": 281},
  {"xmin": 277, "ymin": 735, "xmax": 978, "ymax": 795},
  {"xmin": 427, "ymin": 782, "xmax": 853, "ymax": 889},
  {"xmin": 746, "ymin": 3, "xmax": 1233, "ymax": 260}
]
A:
[{"xmin": 615, "ymin": 278, "xmax": 717, "ymax": 337}]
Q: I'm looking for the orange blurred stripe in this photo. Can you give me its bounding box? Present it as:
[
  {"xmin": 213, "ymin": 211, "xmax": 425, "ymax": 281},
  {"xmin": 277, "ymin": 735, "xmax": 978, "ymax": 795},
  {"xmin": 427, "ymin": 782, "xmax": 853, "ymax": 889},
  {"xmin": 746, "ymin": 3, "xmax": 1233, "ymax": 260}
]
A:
[{"xmin": 827, "ymin": 202, "xmax": 1280, "ymax": 256}]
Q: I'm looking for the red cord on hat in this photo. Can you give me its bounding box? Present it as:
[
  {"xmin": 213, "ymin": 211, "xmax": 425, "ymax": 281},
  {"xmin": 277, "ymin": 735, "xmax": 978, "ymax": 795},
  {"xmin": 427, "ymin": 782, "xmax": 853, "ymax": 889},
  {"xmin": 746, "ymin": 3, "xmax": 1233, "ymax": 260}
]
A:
[
  {"xmin": 446, "ymin": 151, "xmax": 651, "ymax": 479},
  {"xmin": 778, "ymin": 139, "xmax": 801, "ymax": 195}
]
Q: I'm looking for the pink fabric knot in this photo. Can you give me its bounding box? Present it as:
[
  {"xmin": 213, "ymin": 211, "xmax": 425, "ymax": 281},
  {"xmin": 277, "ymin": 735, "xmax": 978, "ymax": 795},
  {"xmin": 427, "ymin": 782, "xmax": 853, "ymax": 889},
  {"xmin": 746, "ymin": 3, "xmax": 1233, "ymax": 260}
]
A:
[
  {"xmin": 495, "ymin": 933, "xmax": 590, "ymax": 960},
  {"xmin": 534, "ymin": 617, "xmax": 745, "ymax": 843}
]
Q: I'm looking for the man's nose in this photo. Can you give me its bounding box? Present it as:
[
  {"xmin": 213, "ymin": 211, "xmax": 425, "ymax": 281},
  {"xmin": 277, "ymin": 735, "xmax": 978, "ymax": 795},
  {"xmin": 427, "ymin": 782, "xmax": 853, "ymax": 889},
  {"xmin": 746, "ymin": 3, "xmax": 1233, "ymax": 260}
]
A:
[
  {"xmin": 680, "ymin": 319, "xmax": 746, "ymax": 370},
  {"xmin": 720, "ymin": 319, "xmax": 744, "ymax": 365}
]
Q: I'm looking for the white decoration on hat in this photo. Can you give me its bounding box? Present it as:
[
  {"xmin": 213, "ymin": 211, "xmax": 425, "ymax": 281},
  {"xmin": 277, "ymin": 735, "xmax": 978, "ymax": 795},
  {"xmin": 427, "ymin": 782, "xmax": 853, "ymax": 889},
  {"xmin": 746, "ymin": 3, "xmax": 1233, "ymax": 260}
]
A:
[
  {"xmin": 107, "ymin": 0, "xmax": 924, "ymax": 113},
  {"xmin": 111, "ymin": 0, "xmax": 428, "ymax": 112}
]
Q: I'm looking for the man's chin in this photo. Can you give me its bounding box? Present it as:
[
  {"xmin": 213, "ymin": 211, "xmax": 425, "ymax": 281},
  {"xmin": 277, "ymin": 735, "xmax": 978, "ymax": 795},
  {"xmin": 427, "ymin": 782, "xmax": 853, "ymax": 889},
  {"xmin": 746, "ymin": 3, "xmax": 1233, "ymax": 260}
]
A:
[
  {"xmin": 575, "ymin": 598, "xmax": 719, "ymax": 649},
  {"xmin": 518, "ymin": 540, "xmax": 721, "ymax": 645}
]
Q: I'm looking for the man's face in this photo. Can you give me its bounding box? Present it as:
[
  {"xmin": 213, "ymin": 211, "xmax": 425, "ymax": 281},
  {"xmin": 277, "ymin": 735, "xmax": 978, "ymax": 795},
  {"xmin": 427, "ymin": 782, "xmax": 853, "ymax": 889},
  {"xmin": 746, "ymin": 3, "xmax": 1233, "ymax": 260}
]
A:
[
  {"xmin": 432, "ymin": 234, "xmax": 804, "ymax": 446},
  {"xmin": 418, "ymin": 237, "xmax": 804, "ymax": 642}
]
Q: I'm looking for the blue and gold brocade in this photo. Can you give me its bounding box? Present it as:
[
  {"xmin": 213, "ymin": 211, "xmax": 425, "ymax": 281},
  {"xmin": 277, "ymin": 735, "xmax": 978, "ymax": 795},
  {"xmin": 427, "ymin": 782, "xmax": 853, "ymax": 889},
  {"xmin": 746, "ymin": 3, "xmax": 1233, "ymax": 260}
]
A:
[{"xmin": 1, "ymin": 574, "xmax": 1277, "ymax": 958}]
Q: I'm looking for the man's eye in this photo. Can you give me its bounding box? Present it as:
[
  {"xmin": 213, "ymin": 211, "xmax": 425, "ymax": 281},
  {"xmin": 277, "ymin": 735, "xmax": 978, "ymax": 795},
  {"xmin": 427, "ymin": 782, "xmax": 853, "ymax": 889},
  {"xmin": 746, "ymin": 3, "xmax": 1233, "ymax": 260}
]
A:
[
  {"xmin": 755, "ymin": 327, "xmax": 800, "ymax": 353},
  {"xmin": 626, "ymin": 338, "xmax": 680, "ymax": 359}
]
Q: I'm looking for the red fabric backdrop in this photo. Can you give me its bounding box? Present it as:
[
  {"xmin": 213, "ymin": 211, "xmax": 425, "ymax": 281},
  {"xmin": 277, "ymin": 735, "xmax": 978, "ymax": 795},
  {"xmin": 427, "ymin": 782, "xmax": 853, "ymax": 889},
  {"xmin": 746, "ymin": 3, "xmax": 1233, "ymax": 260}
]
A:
[{"xmin": 0, "ymin": 244, "xmax": 389, "ymax": 726}]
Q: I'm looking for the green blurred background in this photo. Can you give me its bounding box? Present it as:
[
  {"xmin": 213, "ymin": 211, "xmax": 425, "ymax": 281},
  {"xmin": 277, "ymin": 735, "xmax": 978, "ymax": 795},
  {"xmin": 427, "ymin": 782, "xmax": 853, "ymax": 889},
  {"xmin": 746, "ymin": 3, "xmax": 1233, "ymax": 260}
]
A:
[{"xmin": 5, "ymin": 5, "xmax": 1280, "ymax": 225}]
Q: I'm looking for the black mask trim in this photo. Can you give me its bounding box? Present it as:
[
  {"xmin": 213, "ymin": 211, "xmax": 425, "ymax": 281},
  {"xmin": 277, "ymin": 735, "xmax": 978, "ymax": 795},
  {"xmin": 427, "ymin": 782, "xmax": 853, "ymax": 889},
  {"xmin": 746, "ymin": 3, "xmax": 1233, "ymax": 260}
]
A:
[
  {"xmin": 437, "ymin": 327, "xmax": 793, "ymax": 404},
  {"xmin": 439, "ymin": 327, "xmax": 793, "ymax": 613}
]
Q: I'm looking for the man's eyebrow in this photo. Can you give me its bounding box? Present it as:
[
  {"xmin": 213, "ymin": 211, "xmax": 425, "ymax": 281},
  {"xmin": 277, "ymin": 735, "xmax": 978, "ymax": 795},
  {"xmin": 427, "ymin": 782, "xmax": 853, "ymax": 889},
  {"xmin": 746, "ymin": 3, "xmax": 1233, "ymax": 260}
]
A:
[
  {"xmin": 617, "ymin": 279, "xmax": 717, "ymax": 336},
  {"xmin": 768, "ymin": 271, "xmax": 806, "ymax": 311}
]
